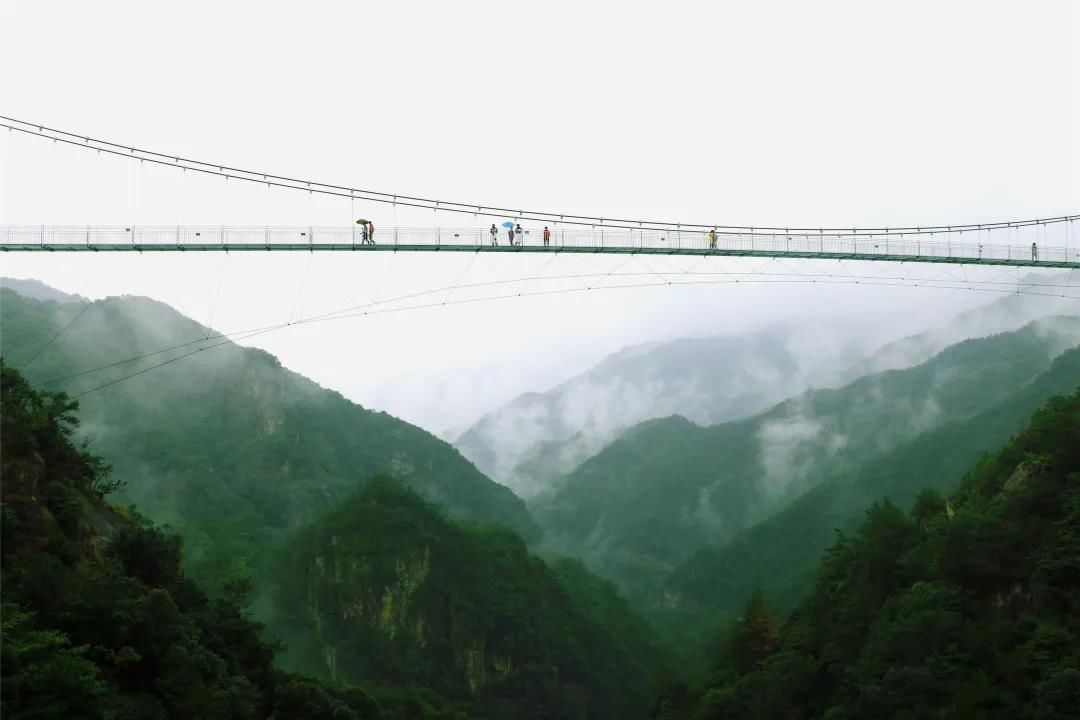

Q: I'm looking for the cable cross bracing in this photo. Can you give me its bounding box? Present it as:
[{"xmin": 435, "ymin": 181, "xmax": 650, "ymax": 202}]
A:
[
  {"xmin": 2, "ymin": 115, "xmax": 1077, "ymax": 238},
  {"xmin": 25, "ymin": 260, "xmax": 1080, "ymax": 401}
]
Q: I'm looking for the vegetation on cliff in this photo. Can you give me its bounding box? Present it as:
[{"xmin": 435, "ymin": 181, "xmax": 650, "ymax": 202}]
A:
[{"xmin": 275, "ymin": 476, "xmax": 670, "ymax": 720}]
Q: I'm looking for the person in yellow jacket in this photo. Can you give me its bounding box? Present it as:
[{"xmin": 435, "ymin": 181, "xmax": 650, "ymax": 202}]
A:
[{"xmin": 707, "ymin": 228, "xmax": 717, "ymax": 249}]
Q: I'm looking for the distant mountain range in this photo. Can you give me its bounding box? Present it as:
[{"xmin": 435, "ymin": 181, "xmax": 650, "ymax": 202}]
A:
[
  {"xmin": 456, "ymin": 286, "xmax": 1075, "ymax": 500},
  {"xmin": 456, "ymin": 324, "xmax": 870, "ymax": 499},
  {"xmin": 530, "ymin": 316, "xmax": 1080, "ymax": 599}
]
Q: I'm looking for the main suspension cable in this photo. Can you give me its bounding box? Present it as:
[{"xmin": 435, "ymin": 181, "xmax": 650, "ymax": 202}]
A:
[{"xmin": 3, "ymin": 115, "xmax": 1076, "ymax": 236}]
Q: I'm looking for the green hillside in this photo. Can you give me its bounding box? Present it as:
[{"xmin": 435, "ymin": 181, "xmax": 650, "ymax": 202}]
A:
[
  {"xmin": 662, "ymin": 346, "xmax": 1080, "ymax": 656},
  {"xmin": 676, "ymin": 388, "xmax": 1080, "ymax": 719},
  {"xmin": 0, "ymin": 363, "xmax": 385, "ymax": 719},
  {"xmin": 274, "ymin": 477, "xmax": 669, "ymax": 720},
  {"xmin": 533, "ymin": 319, "xmax": 1080, "ymax": 598},
  {"xmin": 0, "ymin": 287, "xmax": 537, "ymax": 591}
]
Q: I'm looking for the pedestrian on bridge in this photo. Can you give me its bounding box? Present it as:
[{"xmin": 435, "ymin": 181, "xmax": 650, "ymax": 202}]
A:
[
  {"xmin": 515, "ymin": 223, "xmax": 523, "ymax": 244},
  {"xmin": 367, "ymin": 222, "xmax": 376, "ymax": 244},
  {"xmin": 707, "ymin": 228, "xmax": 717, "ymax": 249},
  {"xmin": 1032, "ymin": 242, "xmax": 1038, "ymax": 261},
  {"xmin": 508, "ymin": 226, "xmax": 515, "ymax": 245},
  {"xmin": 543, "ymin": 226, "xmax": 551, "ymax": 247},
  {"xmin": 490, "ymin": 224, "xmax": 498, "ymax": 245}
]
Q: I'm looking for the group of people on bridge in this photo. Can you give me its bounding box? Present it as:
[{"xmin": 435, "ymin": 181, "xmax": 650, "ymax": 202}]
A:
[
  {"xmin": 490, "ymin": 223, "xmax": 552, "ymax": 247},
  {"xmin": 343, "ymin": 222, "xmax": 1044, "ymax": 261}
]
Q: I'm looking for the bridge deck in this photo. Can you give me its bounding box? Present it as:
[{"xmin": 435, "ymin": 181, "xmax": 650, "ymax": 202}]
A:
[{"xmin": 3, "ymin": 226, "xmax": 1078, "ymax": 269}]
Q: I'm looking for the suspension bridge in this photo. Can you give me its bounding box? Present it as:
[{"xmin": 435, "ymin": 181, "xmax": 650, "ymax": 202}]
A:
[
  {"xmin": 0, "ymin": 224, "xmax": 1077, "ymax": 268},
  {"xmin": 1, "ymin": 116, "xmax": 1078, "ymax": 268}
]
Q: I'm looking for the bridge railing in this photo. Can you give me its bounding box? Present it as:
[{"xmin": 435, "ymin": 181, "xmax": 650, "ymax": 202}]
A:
[{"xmin": 1, "ymin": 225, "xmax": 1075, "ymax": 265}]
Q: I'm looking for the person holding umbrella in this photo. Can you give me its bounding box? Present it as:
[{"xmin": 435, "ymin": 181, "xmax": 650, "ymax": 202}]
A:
[
  {"xmin": 501, "ymin": 221, "xmax": 515, "ymax": 245},
  {"xmin": 356, "ymin": 218, "xmax": 370, "ymax": 244},
  {"xmin": 490, "ymin": 223, "xmax": 498, "ymax": 245}
]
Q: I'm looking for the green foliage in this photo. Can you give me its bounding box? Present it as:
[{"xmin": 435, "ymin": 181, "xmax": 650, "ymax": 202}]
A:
[
  {"xmin": 0, "ymin": 606, "xmax": 106, "ymax": 719},
  {"xmin": 661, "ymin": 347, "xmax": 1080, "ymax": 664},
  {"xmin": 684, "ymin": 389, "xmax": 1080, "ymax": 719},
  {"xmin": 276, "ymin": 477, "xmax": 667, "ymax": 720},
  {"xmin": 718, "ymin": 590, "xmax": 780, "ymax": 677},
  {"xmin": 1, "ymin": 363, "xmax": 380, "ymax": 720}
]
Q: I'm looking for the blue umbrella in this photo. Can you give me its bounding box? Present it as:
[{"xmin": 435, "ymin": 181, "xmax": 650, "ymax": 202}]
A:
[{"xmin": 501, "ymin": 221, "xmax": 514, "ymax": 229}]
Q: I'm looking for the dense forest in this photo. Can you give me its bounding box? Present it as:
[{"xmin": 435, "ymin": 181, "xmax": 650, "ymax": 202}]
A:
[
  {"xmin": 0, "ymin": 363, "xmax": 383, "ymax": 719},
  {"xmin": 0, "ymin": 363, "xmax": 668, "ymax": 719},
  {"xmin": 668, "ymin": 389, "xmax": 1080, "ymax": 719},
  {"xmin": 658, "ymin": 346, "xmax": 1080, "ymax": 660}
]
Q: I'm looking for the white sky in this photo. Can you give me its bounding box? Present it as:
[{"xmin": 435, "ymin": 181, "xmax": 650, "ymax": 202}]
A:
[{"xmin": 1, "ymin": 0, "xmax": 1078, "ymax": 433}]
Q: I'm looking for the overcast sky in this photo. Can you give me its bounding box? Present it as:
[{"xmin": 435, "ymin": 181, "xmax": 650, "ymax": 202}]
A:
[{"xmin": 1, "ymin": 0, "xmax": 1078, "ymax": 433}]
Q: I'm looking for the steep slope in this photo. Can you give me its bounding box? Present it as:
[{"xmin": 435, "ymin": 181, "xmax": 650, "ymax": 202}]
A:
[
  {"xmin": 456, "ymin": 325, "xmax": 868, "ymax": 498},
  {"xmin": 661, "ymin": 346, "xmax": 1080, "ymax": 649},
  {"xmin": 0, "ymin": 287, "xmax": 537, "ymax": 590},
  {"xmin": 532, "ymin": 318, "xmax": 1080, "ymax": 597},
  {"xmin": 681, "ymin": 388, "xmax": 1080, "ymax": 720},
  {"xmin": 274, "ymin": 477, "xmax": 668, "ymax": 720},
  {"xmin": 0, "ymin": 364, "xmax": 384, "ymax": 720}
]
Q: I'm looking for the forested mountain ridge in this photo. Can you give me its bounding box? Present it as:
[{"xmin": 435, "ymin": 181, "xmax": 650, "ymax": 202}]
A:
[
  {"xmin": 456, "ymin": 288, "xmax": 1075, "ymax": 501},
  {"xmin": 0, "ymin": 358, "xmax": 670, "ymax": 719},
  {"xmin": 675, "ymin": 387, "xmax": 1080, "ymax": 720},
  {"xmin": 658, "ymin": 345, "xmax": 1080, "ymax": 659},
  {"xmin": 273, "ymin": 477, "xmax": 669, "ymax": 720},
  {"xmin": 0, "ymin": 286, "xmax": 537, "ymax": 591},
  {"xmin": 456, "ymin": 325, "xmax": 868, "ymax": 498},
  {"xmin": 533, "ymin": 317, "xmax": 1080, "ymax": 598},
  {"xmin": 0, "ymin": 363, "xmax": 384, "ymax": 719}
]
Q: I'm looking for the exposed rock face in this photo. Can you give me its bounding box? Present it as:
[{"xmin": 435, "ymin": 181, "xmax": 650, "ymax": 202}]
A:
[
  {"xmin": 296, "ymin": 512, "xmax": 521, "ymax": 692},
  {"xmin": 1003, "ymin": 457, "xmax": 1047, "ymax": 493},
  {"xmin": 276, "ymin": 478, "xmax": 661, "ymax": 719}
]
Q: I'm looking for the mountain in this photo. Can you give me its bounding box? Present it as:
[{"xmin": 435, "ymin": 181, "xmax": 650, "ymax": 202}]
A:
[
  {"xmin": 455, "ymin": 287, "xmax": 1074, "ymax": 502},
  {"xmin": 1, "ymin": 276, "xmax": 87, "ymax": 304},
  {"xmin": 456, "ymin": 324, "xmax": 869, "ymax": 499},
  {"xmin": 0, "ymin": 363, "xmax": 384, "ymax": 719},
  {"xmin": 273, "ymin": 476, "xmax": 668, "ymax": 720},
  {"xmin": 0, "ymin": 286, "xmax": 538, "ymax": 592},
  {"xmin": 838, "ymin": 282, "xmax": 1078, "ymax": 383},
  {"xmin": 676, "ymin": 387, "xmax": 1080, "ymax": 720},
  {"xmin": 659, "ymin": 345, "xmax": 1080, "ymax": 654},
  {"xmin": 531, "ymin": 318, "xmax": 1080, "ymax": 598}
]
